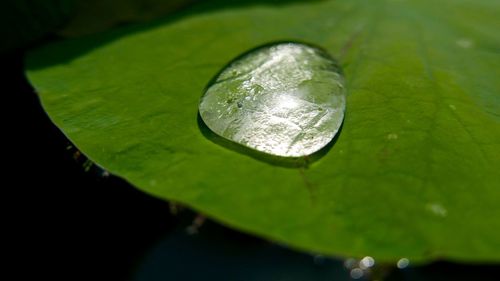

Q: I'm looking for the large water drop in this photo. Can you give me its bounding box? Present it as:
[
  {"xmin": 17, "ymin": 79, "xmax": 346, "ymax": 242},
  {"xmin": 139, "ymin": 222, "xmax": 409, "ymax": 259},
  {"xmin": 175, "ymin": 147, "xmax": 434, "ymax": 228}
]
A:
[{"xmin": 199, "ymin": 42, "xmax": 345, "ymax": 158}]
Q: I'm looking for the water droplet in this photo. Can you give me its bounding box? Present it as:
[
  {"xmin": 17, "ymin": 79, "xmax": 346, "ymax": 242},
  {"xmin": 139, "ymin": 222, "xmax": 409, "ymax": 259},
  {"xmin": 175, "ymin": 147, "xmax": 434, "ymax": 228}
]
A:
[
  {"xmin": 199, "ymin": 42, "xmax": 346, "ymax": 157},
  {"xmin": 387, "ymin": 133, "xmax": 398, "ymax": 140},
  {"xmin": 427, "ymin": 202, "xmax": 448, "ymax": 217},
  {"xmin": 359, "ymin": 256, "xmax": 375, "ymax": 269},
  {"xmin": 456, "ymin": 38, "xmax": 474, "ymax": 49},
  {"xmin": 350, "ymin": 268, "xmax": 364, "ymax": 279},
  {"xmin": 397, "ymin": 258, "xmax": 410, "ymax": 269}
]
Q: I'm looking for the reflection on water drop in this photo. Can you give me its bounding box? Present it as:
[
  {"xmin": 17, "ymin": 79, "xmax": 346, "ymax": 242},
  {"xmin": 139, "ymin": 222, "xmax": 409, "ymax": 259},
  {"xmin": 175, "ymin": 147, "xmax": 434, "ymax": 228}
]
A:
[
  {"xmin": 199, "ymin": 42, "xmax": 346, "ymax": 158},
  {"xmin": 397, "ymin": 258, "xmax": 410, "ymax": 269}
]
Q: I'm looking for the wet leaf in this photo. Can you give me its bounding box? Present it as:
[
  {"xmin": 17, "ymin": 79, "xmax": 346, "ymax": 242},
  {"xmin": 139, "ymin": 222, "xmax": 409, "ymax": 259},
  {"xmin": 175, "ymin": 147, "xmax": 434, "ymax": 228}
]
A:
[{"xmin": 26, "ymin": 0, "xmax": 500, "ymax": 263}]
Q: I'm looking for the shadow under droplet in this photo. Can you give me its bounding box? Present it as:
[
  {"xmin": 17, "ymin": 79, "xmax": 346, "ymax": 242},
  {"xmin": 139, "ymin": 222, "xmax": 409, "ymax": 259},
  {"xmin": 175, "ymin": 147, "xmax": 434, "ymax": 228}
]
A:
[{"xmin": 197, "ymin": 113, "xmax": 343, "ymax": 169}]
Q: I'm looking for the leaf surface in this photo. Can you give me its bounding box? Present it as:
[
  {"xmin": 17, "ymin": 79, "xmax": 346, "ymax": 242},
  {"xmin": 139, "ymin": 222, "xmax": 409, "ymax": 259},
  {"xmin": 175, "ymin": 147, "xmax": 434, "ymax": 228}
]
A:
[{"xmin": 26, "ymin": 0, "xmax": 500, "ymax": 263}]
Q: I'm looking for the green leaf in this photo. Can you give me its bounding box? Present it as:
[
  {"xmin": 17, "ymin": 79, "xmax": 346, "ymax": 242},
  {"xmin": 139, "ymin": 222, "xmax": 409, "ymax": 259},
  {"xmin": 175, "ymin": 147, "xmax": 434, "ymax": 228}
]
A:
[{"xmin": 26, "ymin": 0, "xmax": 500, "ymax": 263}]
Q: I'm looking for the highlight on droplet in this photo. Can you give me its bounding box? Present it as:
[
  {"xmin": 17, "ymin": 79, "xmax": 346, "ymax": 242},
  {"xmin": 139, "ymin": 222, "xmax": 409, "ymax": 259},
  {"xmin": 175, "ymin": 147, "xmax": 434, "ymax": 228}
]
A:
[{"xmin": 199, "ymin": 42, "xmax": 346, "ymax": 158}]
